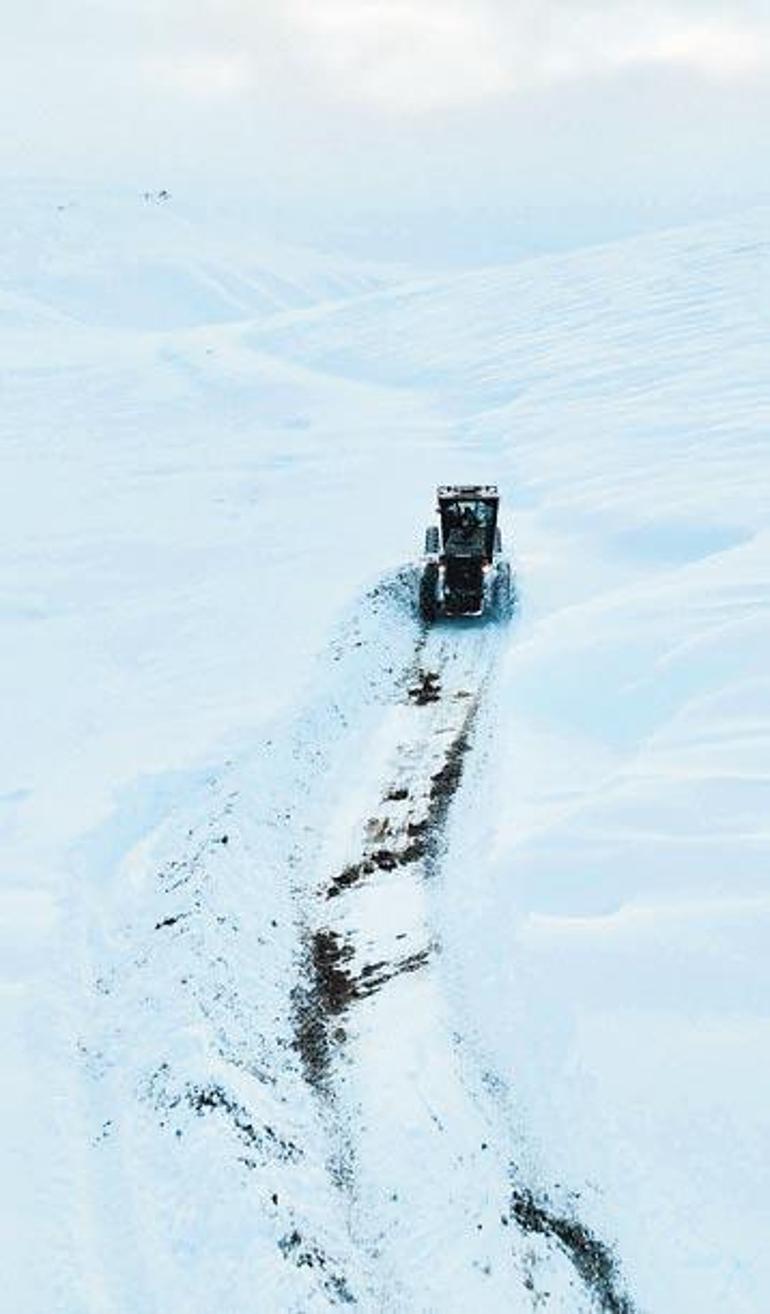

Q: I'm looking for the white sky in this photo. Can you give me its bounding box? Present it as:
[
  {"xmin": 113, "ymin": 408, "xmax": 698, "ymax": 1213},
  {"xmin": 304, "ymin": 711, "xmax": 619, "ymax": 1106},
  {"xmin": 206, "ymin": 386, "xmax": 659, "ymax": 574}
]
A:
[{"xmin": 4, "ymin": 0, "xmax": 770, "ymax": 259}]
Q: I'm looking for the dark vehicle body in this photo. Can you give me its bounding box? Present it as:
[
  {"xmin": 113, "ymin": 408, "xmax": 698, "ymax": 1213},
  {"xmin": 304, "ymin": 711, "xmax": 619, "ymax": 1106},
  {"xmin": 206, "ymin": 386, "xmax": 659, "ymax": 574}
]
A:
[{"xmin": 419, "ymin": 484, "xmax": 512, "ymax": 621}]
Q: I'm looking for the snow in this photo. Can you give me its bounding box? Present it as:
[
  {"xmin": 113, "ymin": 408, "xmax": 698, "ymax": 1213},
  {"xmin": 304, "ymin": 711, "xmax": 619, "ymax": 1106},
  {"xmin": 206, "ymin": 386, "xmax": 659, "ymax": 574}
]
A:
[{"xmin": 1, "ymin": 183, "xmax": 768, "ymax": 1312}]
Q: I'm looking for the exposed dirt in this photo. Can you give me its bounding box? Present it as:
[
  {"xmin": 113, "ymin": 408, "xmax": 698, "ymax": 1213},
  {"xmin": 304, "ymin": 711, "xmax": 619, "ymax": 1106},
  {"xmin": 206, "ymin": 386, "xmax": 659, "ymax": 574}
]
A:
[
  {"xmin": 326, "ymin": 863, "xmax": 367, "ymax": 899},
  {"xmin": 425, "ymin": 722, "xmax": 473, "ymax": 840},
  {"xmin": 292, "ymin": 927, "xmax": 432, "ymax": 1091},
  {"xmin": 296, "ymin": 662, "xmax": 480, "ymax": 1095},
  {"xmin": 154, "ymin": 911, "xmax": 190, "ymax": 931},
  {"xmin": 325, "ymin": 706, "xmax": 476, "ymax": 904},
  {"xmin": 278, "ymin": 1229, "xmax": 356, "ymax": 1305},
  {"xmin": 325, "ymin": 833, "xmax": 430, "ymax": 900},
  {"xmin": 510, "ymin": 1185, "xmax": 636, "ymax": 1314},
  {"xmin": 354, "ymin": 947, "xmax": 431, "ymax": 999},
  {"xmin": 408, "ymin": 669, "xmax": 442, "ymax": 705},
  {"xmin": 141, "ymin": 1064, "xmax": 301, "ymax": 1165},
  {"xmin": 292, "ymin": 930, "xmax": 354, "ymax": 1091}
]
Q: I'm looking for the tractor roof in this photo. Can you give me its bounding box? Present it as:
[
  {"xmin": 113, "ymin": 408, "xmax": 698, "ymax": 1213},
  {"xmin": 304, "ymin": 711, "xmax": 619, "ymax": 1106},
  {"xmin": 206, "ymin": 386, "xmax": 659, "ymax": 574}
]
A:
[{"xmin": 437, "ymin": 484, "xmax": 498, "ymax": 500}]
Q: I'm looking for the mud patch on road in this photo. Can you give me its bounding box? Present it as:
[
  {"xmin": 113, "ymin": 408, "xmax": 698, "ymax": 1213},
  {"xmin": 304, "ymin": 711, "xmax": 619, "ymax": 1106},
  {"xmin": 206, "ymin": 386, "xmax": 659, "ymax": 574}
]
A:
[{"xmin": 509, "ymin": 1185, "xmax": 636, "ymax": 1314}]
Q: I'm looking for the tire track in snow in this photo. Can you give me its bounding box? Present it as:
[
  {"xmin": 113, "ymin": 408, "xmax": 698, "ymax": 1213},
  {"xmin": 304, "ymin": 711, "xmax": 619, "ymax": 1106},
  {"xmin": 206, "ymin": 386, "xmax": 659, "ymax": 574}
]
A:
[
  {"xmin": 292, "ymin": 624, "xmax": 485, "ymax": 1095},
  {"xmin": 292, "ymin": 591, "xmax": 638, "ymax": 1314},
  {"xmin": 292, "ymin": 614, "xmax": 506, "ymax": 1312},
  {"xmin": 83, "ymin": 573, "xmax": 636, "ymax": 1313}
]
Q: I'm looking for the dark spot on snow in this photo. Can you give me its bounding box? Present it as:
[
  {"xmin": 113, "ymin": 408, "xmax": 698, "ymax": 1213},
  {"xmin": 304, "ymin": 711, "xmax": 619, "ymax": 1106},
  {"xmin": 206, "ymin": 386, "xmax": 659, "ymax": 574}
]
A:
[
  {"xmin": 326, "ymin": 834, "xmax": 427, "ymax": 898},
  {"xmin": 328, "ymin": 1142, "xmax": 356, "ymax": 1192},
  {"xmin": 279, "ymin": 1229, "xmax": 302, "ymax": 1255},
  {"xmin": 370, "ymin": 844, "xmax": 419, "ymax": 870},
  {"xmin": 509, "ymin": 1185, "xmax": 635, "ymax": 1314},
  {"xmin": 408, "ymin": 669, "xmax": 442, "ymax": 705},
  {"xmin": 326, "ymin": 864, "xmax": 363, "ymax": 898},
  {"xmin": 326, "ymin": 1274, "xmax": 356, "ymax": 1305},
  {"xmin": 186, "ymin": 1084, "xmax": 300, "ymax": 1160},
  {"xmin": 428, "ymin": 728, "xmax": 471, "ymax": 820},
  {"xmin": 154, "ymin": 912, "xmax": 190, "ymax": 931},
  {"xmin": 142, "ymin": 1067, "xmax": 301, "ymax": 1165},
  {"xmin": 385, "ymin": 786, "xmax": 409, "ymax": 801},
  {"xmin": 278, "ymin": 1230, "xmax": 355, "ymax": 1304}
]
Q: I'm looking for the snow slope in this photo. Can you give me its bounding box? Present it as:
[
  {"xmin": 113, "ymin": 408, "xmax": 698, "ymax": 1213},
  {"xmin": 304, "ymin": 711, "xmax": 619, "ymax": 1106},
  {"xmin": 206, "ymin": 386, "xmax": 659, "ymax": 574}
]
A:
[
  {"xmin": 0, "ymin": 183, "xmax": 415, "ymax": 329},
  {"xmin": 1, "ymin": 188, "xmax": 768, "ymax": 1313}
]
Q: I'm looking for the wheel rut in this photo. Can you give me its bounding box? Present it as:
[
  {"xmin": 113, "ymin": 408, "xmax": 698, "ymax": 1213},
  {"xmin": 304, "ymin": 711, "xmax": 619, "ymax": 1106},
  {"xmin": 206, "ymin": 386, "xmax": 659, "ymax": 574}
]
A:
[{"xmin": 292, "ymin": 624, "xmax": 486, "ymax": 1099}]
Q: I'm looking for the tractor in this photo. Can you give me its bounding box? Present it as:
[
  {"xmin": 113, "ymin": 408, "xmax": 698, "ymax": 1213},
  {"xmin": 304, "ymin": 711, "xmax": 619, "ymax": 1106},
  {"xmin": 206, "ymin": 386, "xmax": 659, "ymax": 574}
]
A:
[{"xmin": 419, "ymin": 484, "xmax": 513, "ymax": 621}]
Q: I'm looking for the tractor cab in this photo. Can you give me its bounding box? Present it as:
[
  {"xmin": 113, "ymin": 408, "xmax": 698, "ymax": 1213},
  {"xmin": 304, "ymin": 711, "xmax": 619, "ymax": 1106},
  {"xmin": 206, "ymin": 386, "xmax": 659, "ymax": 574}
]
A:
[{"xmin": 438, "ymin": 486, "xmax": 499, "ymax": 562}]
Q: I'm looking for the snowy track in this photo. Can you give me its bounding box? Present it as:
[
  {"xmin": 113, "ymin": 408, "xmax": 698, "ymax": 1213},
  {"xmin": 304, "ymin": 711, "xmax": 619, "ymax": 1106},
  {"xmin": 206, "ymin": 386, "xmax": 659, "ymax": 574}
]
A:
[
  {"xmin": 81, "ymin": 579, "xmax": 635, "ymax": 1313},
  {"xmin": 286, "ymin": 599, "xmax": 634, "ymax": 1313},
  {"xmin": 294, "ymin": 619, "xmax": 502, "ymax": 1307},
  {"xmin": 295, "ymin": 619, "xmax": 494, "ymax": 1090}
]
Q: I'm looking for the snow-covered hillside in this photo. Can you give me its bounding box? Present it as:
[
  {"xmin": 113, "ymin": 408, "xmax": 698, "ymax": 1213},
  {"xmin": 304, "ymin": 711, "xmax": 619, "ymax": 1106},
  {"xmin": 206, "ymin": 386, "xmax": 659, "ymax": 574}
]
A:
[
  {"xmin": 1, "ymin": 187, "xmax": 767, "ymax": 1313},
  {"xmin": 0, "ymin": 183, "xmax": 408, "ymax": 330}
]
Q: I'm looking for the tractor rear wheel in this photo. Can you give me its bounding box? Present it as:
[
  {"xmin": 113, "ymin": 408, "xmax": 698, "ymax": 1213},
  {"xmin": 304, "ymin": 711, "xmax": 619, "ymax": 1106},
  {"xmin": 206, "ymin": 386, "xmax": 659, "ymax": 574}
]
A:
[
  {"xmin": 492, "ymin": 560, "xmax": 513, "ymax": 620},
  {"xmin": 424, "ymin": 525, "xmax": 440, "ymax": 554},
  {"xmin": 419, "ymin": 561, "xmax": 439, "ymax": 622}
]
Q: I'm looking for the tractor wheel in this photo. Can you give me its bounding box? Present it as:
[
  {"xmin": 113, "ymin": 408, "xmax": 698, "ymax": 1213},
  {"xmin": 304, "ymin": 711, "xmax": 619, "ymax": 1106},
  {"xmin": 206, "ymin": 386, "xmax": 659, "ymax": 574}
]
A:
[
  {"xmin": 494, "ymin": 526, "xmax": 502, "ymax": 554},
  {"xmin": 419, "ymin": 561, "xmax": 439, "ymax": 622},
  {"xmin": 492, "ymin": 560, "xmax": 513, "ymax": 621},
  {"xmin": 424, "ymin": 525, "xmax": 440, "ymax": 554}
]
